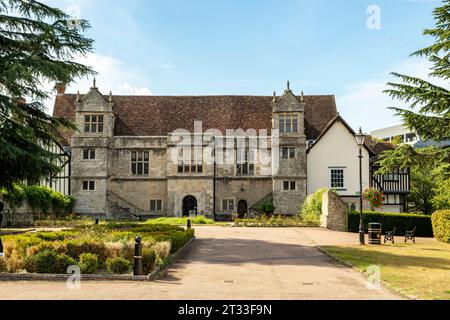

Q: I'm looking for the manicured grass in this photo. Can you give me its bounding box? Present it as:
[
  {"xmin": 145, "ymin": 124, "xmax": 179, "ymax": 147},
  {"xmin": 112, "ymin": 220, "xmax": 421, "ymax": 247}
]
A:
[
  {"xmin": 144, "ymin": 216, "xmax": 216, "ymax": 225},
  {"xmin": 320, "ymin": 241, "xmax": 450, "ymax": 300}
]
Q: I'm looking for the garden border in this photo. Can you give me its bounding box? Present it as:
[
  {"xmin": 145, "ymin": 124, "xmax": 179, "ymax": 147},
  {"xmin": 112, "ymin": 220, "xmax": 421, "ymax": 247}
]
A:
[
  {"xmin": 0, "ymin": 236, "xmax": 197, "ymax": 282},
  {"xmin": 148, "ymin": 236, "xmax": 196, "ymax": 280}
]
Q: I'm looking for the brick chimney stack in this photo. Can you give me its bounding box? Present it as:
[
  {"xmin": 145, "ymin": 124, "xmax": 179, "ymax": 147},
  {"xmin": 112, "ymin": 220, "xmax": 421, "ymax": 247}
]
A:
[{"xmin": 55, "ymin": 83, "xmax": 67, "ymax": 96}]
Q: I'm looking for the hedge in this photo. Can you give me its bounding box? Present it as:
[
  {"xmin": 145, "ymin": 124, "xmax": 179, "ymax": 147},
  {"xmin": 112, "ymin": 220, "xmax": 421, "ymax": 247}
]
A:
[
  {"xmin": 348, "ymin": 211, "xmax": 433, "ymax": 237},
  {"xmin": 432, "ymin": 211, "xmax": 450, "ymax": 243}
]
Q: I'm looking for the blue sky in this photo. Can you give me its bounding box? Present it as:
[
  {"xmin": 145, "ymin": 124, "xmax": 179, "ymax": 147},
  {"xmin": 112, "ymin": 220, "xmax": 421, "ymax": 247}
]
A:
[{"xmin": 43, "ymin": 0, "xmax": 444, "ymax": 132}]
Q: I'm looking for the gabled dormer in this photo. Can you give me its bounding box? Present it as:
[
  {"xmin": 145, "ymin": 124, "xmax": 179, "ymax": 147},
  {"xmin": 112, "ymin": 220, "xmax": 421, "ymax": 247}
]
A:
[
  {"xmin": 74, "ymin": 79, "xmax": 115, "ymax": 137},
  {"xmin": 271, "ymin": 81, "xmax": 305, "ymax": 136}
]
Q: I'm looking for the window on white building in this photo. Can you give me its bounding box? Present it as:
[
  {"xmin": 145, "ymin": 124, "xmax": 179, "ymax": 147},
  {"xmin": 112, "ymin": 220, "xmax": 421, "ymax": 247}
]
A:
[{"xmin": 330, "ymin": 168, "xmax": 345, "ymax": 189}]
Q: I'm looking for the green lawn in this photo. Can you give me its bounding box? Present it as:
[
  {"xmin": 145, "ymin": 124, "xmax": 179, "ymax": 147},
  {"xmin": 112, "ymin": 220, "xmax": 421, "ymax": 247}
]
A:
[{"xmin": 320, "ymin": 241, "xmax": 450, "ymax": 300}]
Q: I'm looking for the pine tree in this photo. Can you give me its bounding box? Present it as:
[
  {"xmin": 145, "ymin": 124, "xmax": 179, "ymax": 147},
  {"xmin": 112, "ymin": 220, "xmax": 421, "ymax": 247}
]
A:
[
  {"xmin": 0, "ymin": 0, "xmax": 95, "ymax": 190},
  {"xmin": 384, "ymin": 0, "xmax": 450, "ymax": 141}
]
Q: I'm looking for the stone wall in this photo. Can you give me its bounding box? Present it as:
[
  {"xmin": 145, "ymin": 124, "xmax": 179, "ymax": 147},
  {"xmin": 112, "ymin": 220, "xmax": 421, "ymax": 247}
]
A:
[
  {"xmin": 0, "ymin": 199, "xmax": 34, "ymax": 227},
  {"xmin": 320, "ymin": 190, "xmax": 348, "ymax": 231}
]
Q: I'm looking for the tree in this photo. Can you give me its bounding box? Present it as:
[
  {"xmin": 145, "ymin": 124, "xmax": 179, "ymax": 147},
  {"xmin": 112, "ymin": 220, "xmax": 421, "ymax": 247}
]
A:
[
  {"xmin": 0, "ymin": 0, "xmax": 95, "ymax": 190},
  {"xmin": 376, "ymin": 145, "xmax": 450, "ymax": 214},
  {"xmin": 384, "ymin": 1, "xmax": 450, "ymax": 141}
]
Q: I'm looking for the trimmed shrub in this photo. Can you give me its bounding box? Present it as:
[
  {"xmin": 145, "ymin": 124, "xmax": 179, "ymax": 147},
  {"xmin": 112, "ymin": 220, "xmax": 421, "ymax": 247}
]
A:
[
  {"xmin": 299, "ymin": 188, "xmax": 329, "ymax": 225},
  {"xmin": 142, "ymin": 248, "xmax": 157, "ymax": 274},
  {"xmin": 78, "ymin": 253, "xmax": 99, "ymax": 274},
  {"xmin": 106, "ymin": 257, "xmax": 131, "ymax": 274},
  {"xmin": 66, "ymin": 240, "xmax": 108, "ymax": 266},
  {"xmin": 167, "ymin": 229, "xmax": 195, "ymax": 253},
  {"xmin": 432, "ymin": 210, "xmax": 450, "ymax": 243},
  {"xmin": 348, "ymin": 211, "xmax": 433, "ymax": 237},
  {"xmin": 28, "ymin": 250, "xmax": 76, "ymax": 274}
]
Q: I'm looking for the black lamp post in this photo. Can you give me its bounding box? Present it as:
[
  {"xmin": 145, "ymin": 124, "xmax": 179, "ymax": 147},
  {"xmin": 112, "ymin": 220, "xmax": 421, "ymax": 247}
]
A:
[
  {"xmin": 355, "ymin": 128, "xmax": 367, "ymax": 245},
  {"xmin": 0, "ymin": 202, "xmax": 4, "ymax": 257}
]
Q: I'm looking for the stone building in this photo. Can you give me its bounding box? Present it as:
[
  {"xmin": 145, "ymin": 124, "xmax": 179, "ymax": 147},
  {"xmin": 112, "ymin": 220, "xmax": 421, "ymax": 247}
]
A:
[{"xmin": 53, "ymin": 81, "xmax": 408, "ymax": 220}]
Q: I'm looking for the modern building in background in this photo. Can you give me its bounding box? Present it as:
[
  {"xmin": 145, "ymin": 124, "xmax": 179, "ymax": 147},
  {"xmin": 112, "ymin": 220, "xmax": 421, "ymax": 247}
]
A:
[
  {"xmin": 371, "ymin": 124, "xmax": 419, "ymax": 145},
  {"xmin": 371, "ymin": 124, "xmax": 450, "ymax": 149}
]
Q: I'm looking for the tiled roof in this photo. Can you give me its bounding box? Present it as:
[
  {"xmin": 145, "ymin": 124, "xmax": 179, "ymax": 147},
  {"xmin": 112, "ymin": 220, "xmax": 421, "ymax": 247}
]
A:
[
  {"xmin": 365, "ymin": 136, "xmax": 396, "ymax": 155},
  {"xmin": 53, "ymin": 93, "xmax": 337, "ymax": 145}
]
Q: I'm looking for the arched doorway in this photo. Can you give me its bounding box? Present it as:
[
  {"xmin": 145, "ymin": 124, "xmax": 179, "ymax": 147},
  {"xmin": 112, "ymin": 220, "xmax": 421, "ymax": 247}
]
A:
[
  {"xmin": 182, "ymin": 196, "xmax": 198, "ymax": 217},
  {"xmin": 237, "ymin": 200, "xmax": 248, "ymax": 219}
]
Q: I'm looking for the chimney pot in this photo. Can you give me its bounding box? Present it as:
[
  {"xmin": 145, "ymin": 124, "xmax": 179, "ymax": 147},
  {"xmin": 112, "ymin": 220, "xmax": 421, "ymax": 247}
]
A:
[{"xmin": 55, "ymin": 83, "xmax": 67, "ymax": 95}]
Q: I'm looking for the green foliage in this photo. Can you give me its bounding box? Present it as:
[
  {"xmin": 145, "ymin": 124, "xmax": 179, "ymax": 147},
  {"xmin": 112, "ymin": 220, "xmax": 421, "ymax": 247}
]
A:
[
  {"xmin": 299, "ymin": 188, "xmax": 329, "ymax": 224},
  {"xmin": 0, "ymin": 185, "xmax": 25, "ymax": 209},
  {"xmin": 66, "ymin": 240, "xmax": 108, "ymax": 266},
  {"xmin": 144, "ymin": 216, "xmax": 215, "ymax": 225},
  {"xmin": 234, "ymin": 215, "xmax": 315, "ymax": 227},
  {"xmin": 347, "ymin": 211, "xmax": 433, "ymax": 237},
  {"xmin": 27, "ymin": 250, "xmax": 75, "ymax": 274},
  {"xmin": 1, "ymin": 185, "xmax": 75, "ymax": 215},
  {"xmin": 0, "ymin": 0, "xmax": 95, "ymax": 190},
  {"xmin": 106, "ymin": 257, "xmax": 131, "ymax": 274},
  {"xmin": 166, "ymin": 228, "xmax": 195, "ymax": 253},
  {"xmin": 363, "ymin": 188, "xmax": 384, "ymax": 209},
  {"xmin": 1, "ymin": 223, "xmax": 193, "ymax": 274},
  {"xmin": 431, "ymin": 179, "xmax": 450, "ymax": 210},
  {"xmin": 384, "ymin": 1, "xmax": 450, "ymax": 141},
  {"xmin": 376, "ymin": 145, "xmax": 450, "ymax": 215},
  {"xmin": 142, "ymin": 248, "xmax": 157, "ymax": 275},
  {"xmin": 432, "ymin": 210, "xmax": 450, "ymax": 243},
  {"xmin": 256, "ymin": 199, "xmax": 275, "ymax": 215},
  {"xmin": 78, "ymin": 253, "xmax": 99, "ymax": 274}
]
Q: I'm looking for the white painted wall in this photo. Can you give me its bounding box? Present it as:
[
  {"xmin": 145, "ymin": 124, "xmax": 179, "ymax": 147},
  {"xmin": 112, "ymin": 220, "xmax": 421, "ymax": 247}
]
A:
[{"xmin": 307, "ymin": 120, "xmax": 370, "ymax": 197}]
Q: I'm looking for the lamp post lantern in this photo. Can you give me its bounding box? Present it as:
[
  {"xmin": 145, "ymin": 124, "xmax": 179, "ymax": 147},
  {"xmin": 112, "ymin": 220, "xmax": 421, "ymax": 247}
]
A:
[{"xmin": 355, "ymin": 128, "xmax": 367, "ymax": 245}]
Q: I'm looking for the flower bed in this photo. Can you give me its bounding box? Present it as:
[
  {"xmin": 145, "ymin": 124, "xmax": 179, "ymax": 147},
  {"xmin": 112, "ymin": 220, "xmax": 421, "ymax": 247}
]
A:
[
  {"xmin": 234, "ymin": 215, "xmax": 318, "ymax": 227},
  {"xmin": 0, "ymin": 224, "xmax": 194, "ymax": 275}
]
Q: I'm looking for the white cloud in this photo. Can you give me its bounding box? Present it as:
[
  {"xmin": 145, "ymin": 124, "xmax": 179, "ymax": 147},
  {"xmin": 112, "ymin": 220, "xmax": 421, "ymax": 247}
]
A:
[
  {"xmin": 45, "ymin": 52, "xmax": 153, "ymax": 114},
  {"xmin": 338, "ymin": 58, "xmax": 449, "ymax": 133}
]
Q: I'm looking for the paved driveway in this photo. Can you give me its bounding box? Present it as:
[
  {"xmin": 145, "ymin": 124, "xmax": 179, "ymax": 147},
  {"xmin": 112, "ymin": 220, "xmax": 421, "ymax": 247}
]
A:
[{"xmin": 0, "ymin": 226, "xmax": 401, "ymax": 300}]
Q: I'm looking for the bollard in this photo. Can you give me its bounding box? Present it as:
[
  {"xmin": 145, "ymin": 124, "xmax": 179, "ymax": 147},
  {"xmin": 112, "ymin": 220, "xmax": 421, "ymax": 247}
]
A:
[
  {"xmin": 187, "ymin": 218, "xmax": 192, "ymax": 229},
  {"xmin": 95, "ymin": 217, "xmax": 99, "ymax": 225},
  {"xmin": 133, "ymin": 236, "xmax": 143, "ymax": 276}
]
